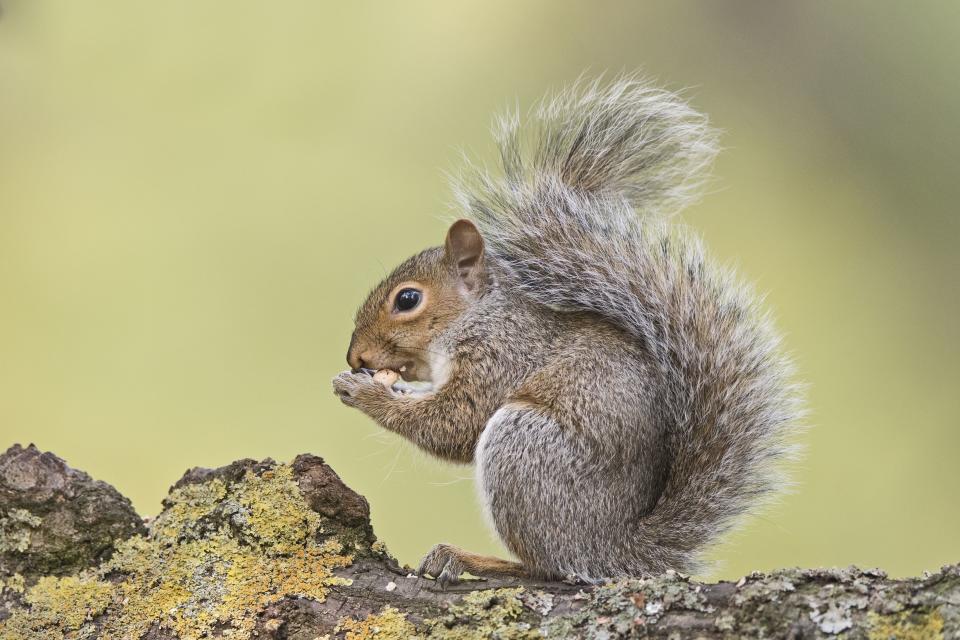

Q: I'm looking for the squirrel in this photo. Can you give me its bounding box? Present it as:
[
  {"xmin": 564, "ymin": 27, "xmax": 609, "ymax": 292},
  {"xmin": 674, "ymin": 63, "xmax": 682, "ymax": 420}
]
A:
[{"xmin": 333, "ymin": 77, "xmax": 802, "ymax": 585}]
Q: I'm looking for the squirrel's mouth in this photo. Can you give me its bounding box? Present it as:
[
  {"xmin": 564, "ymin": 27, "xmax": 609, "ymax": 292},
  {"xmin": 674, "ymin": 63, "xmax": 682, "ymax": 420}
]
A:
[{"xmin": 358, "ymin": 367, "xmax": 436, "ymax": 397}]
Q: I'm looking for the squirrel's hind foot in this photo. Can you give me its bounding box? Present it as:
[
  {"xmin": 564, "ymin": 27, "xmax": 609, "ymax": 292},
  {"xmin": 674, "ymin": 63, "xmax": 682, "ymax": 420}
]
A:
[{"xmin": 417, "ymin": 543, "xmax": 527, "ymax": 589}]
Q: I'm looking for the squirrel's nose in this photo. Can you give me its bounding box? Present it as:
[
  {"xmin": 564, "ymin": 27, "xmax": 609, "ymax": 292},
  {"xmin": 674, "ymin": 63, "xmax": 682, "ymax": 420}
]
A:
[
  {"xmin": 347, "ymin": 349, "xmax": 364, "ymax": 372},
  {"xmin": 346, "ymin": 336, "xmax": 370, "ymax": 372},
  {"xmin": 346, "ymin": 334, "xmax": 361, "ymax": 371}
]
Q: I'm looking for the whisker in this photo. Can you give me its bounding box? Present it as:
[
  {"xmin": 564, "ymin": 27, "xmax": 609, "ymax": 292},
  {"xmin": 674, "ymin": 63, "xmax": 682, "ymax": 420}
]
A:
[
  {"xmin": 382, "ymin": 443, "xmax": 405, "ymax": 483},
  {"xmin": 394, "ymin": 343, "xmax": 448, "ymax": 358},
  {"xmin": 429, "ymin": 475, "xmax": 474, "ymax": 486}
]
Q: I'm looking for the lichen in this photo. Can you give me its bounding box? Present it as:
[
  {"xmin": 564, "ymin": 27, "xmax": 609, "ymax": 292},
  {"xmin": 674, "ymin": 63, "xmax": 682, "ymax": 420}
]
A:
[
  {"xmin": 1, "ymin": 572, "xmax": 26, "ymax": 594},
  {"xmin": 232, "ymin": 465, "xmax": 325, "ymax": 554},
  {"xmin": 334, "ymin": 588, "xmax": 539, "ymax": 640},
  {"xmin": 733, "ymin": 570, "xmax": 796, "ymax": 606},
  {"xmin": 540, "ymin": 572, "xmax": 713, "ymax": 638},
  {"xmin": 336, "ymin": 605, "xmax": 418, "ymax": 639},
  {"xmin": 426, "ymin": 588, "xmax": 539, "ymax": 640},
  {"xmin": 0, "ymin": 461, "xmax": 354, "ymax": 640},
  {"xmin": 867, "ymin": 609, "xmax": 945, "ymax": 640},
  {"xmin": 94, "ymin": 534, "xmax": 351, "ymax": 639},
  {"xmin": 0, "ymin": 573, "xmax": 113, "ymax": 640},
  {"xmin": 0, "ymin": 508, "xmax": 43, "ymax": 553},
  {"xmin": 151, "ymin": 476, "xmax": 228, "ymax": 544}
]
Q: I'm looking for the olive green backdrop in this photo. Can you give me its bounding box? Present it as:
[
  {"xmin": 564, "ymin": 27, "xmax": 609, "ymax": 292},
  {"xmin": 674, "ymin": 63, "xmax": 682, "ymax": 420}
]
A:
[{"xmin": 1, "ymin": 2, "xmax": 957, "ymax": 579}]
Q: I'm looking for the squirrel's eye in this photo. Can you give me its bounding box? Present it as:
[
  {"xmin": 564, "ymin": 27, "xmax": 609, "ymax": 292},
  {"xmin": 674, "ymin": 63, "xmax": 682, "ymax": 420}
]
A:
[{"xmin": 394, "ymin": 288, "xmax": 422, "ymax": 312}]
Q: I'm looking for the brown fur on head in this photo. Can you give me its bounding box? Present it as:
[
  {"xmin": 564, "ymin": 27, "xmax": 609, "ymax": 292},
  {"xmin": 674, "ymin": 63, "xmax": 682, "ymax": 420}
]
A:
[{"xmin": 347, "ymin": 219, "xmax": 486, "ymax": 383}]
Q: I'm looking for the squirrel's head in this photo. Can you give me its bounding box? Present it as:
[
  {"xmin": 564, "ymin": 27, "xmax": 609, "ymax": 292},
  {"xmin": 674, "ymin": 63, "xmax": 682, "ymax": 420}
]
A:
[{"xmin": 346, "ymin": 219, "xmax": 486, "ymax": 382}]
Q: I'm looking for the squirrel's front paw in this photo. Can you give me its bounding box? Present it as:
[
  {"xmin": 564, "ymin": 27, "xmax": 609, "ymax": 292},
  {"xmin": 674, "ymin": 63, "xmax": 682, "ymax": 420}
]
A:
[
  {"xmin": 417, "ymin": 543, "xmax": 466, "ymax": 589},
  {"xmin": 332, "ymin": 370, "xmax": 385, "ymax": 409}
]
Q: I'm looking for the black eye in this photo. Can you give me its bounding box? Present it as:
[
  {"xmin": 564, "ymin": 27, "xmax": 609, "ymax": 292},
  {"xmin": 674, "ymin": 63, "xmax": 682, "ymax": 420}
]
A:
[{"xmin": 394, "ymin": 288, "xmax": 422, "ymax": 312}]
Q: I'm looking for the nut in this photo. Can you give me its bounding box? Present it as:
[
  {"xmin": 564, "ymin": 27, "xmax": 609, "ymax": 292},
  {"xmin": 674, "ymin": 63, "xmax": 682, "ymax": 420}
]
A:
[{"xmin": 373, "ymin": 369, "xmax": 400, "ymax": 387}]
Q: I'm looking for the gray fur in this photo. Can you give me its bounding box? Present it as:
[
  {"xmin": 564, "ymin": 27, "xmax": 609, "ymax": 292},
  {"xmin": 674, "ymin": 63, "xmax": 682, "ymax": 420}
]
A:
[{"xmin": 461, "ymin": 77, "xmax": 802, "ymax": 577}]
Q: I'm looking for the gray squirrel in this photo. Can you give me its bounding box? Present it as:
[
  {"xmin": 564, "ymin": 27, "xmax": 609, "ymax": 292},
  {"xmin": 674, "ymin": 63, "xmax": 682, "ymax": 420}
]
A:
[{"xmin": 333, "ymin": 77, "xmax": 802, "ymax": 585}]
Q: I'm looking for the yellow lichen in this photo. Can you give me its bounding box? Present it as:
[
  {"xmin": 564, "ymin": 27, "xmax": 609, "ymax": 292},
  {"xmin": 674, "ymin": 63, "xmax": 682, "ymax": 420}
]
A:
[
  {"xmin": 867, "ymin": 609, "xmax": 945, "ymax": 640},
  {"xmin": 95, "ymin": 534, "xmax": 351, "ymax": 639},
  {"xmin": 336, "ymin": 605, "xmax": 418, "ymax": 639},
  {"xmin": 0, "ymin": 461, "xmax": 355, "ymax": 640},
  {"xmin": 219, "ymin": 539, "xmax": 351, "ymax": 636},
  {"xmin": 0, "ymin": 573, "xmax": 113, "ymax": 640},
  {"xmin": 232, "ymin": 464, "xmax": 324, "ymax": 555}
]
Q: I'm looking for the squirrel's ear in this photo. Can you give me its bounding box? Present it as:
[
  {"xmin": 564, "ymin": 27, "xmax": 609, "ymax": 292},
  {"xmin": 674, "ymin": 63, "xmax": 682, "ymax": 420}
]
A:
[{"xmin": 445, "ymin": 219, "xmax": 485, "ymax": 294}]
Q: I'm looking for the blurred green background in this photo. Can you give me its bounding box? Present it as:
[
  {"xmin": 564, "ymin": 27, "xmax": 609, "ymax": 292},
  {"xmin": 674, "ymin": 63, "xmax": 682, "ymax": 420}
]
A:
[{"xmin": 1, "ymin": 2, "xmax": 957, "ymax": 580}]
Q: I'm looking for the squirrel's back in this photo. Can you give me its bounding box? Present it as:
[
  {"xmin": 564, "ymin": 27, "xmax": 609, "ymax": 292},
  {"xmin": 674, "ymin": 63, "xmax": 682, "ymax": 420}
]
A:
[{"xmin": 459, "ymin": 76, "xmax": 804, "ymax": 574}]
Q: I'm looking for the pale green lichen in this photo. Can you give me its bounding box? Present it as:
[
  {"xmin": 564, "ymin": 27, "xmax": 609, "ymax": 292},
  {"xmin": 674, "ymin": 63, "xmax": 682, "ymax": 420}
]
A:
[
  {"xmin": 1, "ymin": 572, "xmax": 26, "ymax": 594},
  {"xmin": 0, "ymin": 508, "xmax": 42, "ymax": 553},
  {"xmin": 0, "ymin": 461, "xmax": 355, "ymax": 640},
  {"xmin": 426, "ymin": 588, "xmax": 538, "ymax": 640},
  {"xmin": 330, "ymin": 573, "xmax": 951, "ymax": 640},
  {"xmin": 150, "ymin": 476, "xmax": 228, "ymax": 544},
  {"xmin": 540, "ymin": 573, "xmax": 711, "ymax": 638}
]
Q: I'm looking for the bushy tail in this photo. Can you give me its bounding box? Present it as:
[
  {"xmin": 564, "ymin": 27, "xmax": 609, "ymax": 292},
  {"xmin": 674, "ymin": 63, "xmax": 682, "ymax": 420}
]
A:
[{"xmin": 457, "ymin": 77, "xmax": 803, "ymax": 572}]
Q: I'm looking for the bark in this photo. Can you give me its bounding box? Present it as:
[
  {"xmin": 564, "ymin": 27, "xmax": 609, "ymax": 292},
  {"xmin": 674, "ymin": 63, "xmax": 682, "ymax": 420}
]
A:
[{"xmin": 0, "ymin": 444, "xmax": 956, "ymax": 639}]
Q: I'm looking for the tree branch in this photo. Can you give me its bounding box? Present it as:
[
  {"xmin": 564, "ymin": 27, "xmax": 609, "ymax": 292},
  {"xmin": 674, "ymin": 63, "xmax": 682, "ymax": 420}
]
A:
[{"xmin": 0, "ymin": 444, "xmax": 956, "ymax": 639}]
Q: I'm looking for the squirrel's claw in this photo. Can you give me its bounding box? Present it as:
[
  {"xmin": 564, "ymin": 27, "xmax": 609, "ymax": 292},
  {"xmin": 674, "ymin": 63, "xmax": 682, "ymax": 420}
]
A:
[{"xmin": 417, "ymin": 543, "xmax": 465, "ymax": 589}]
